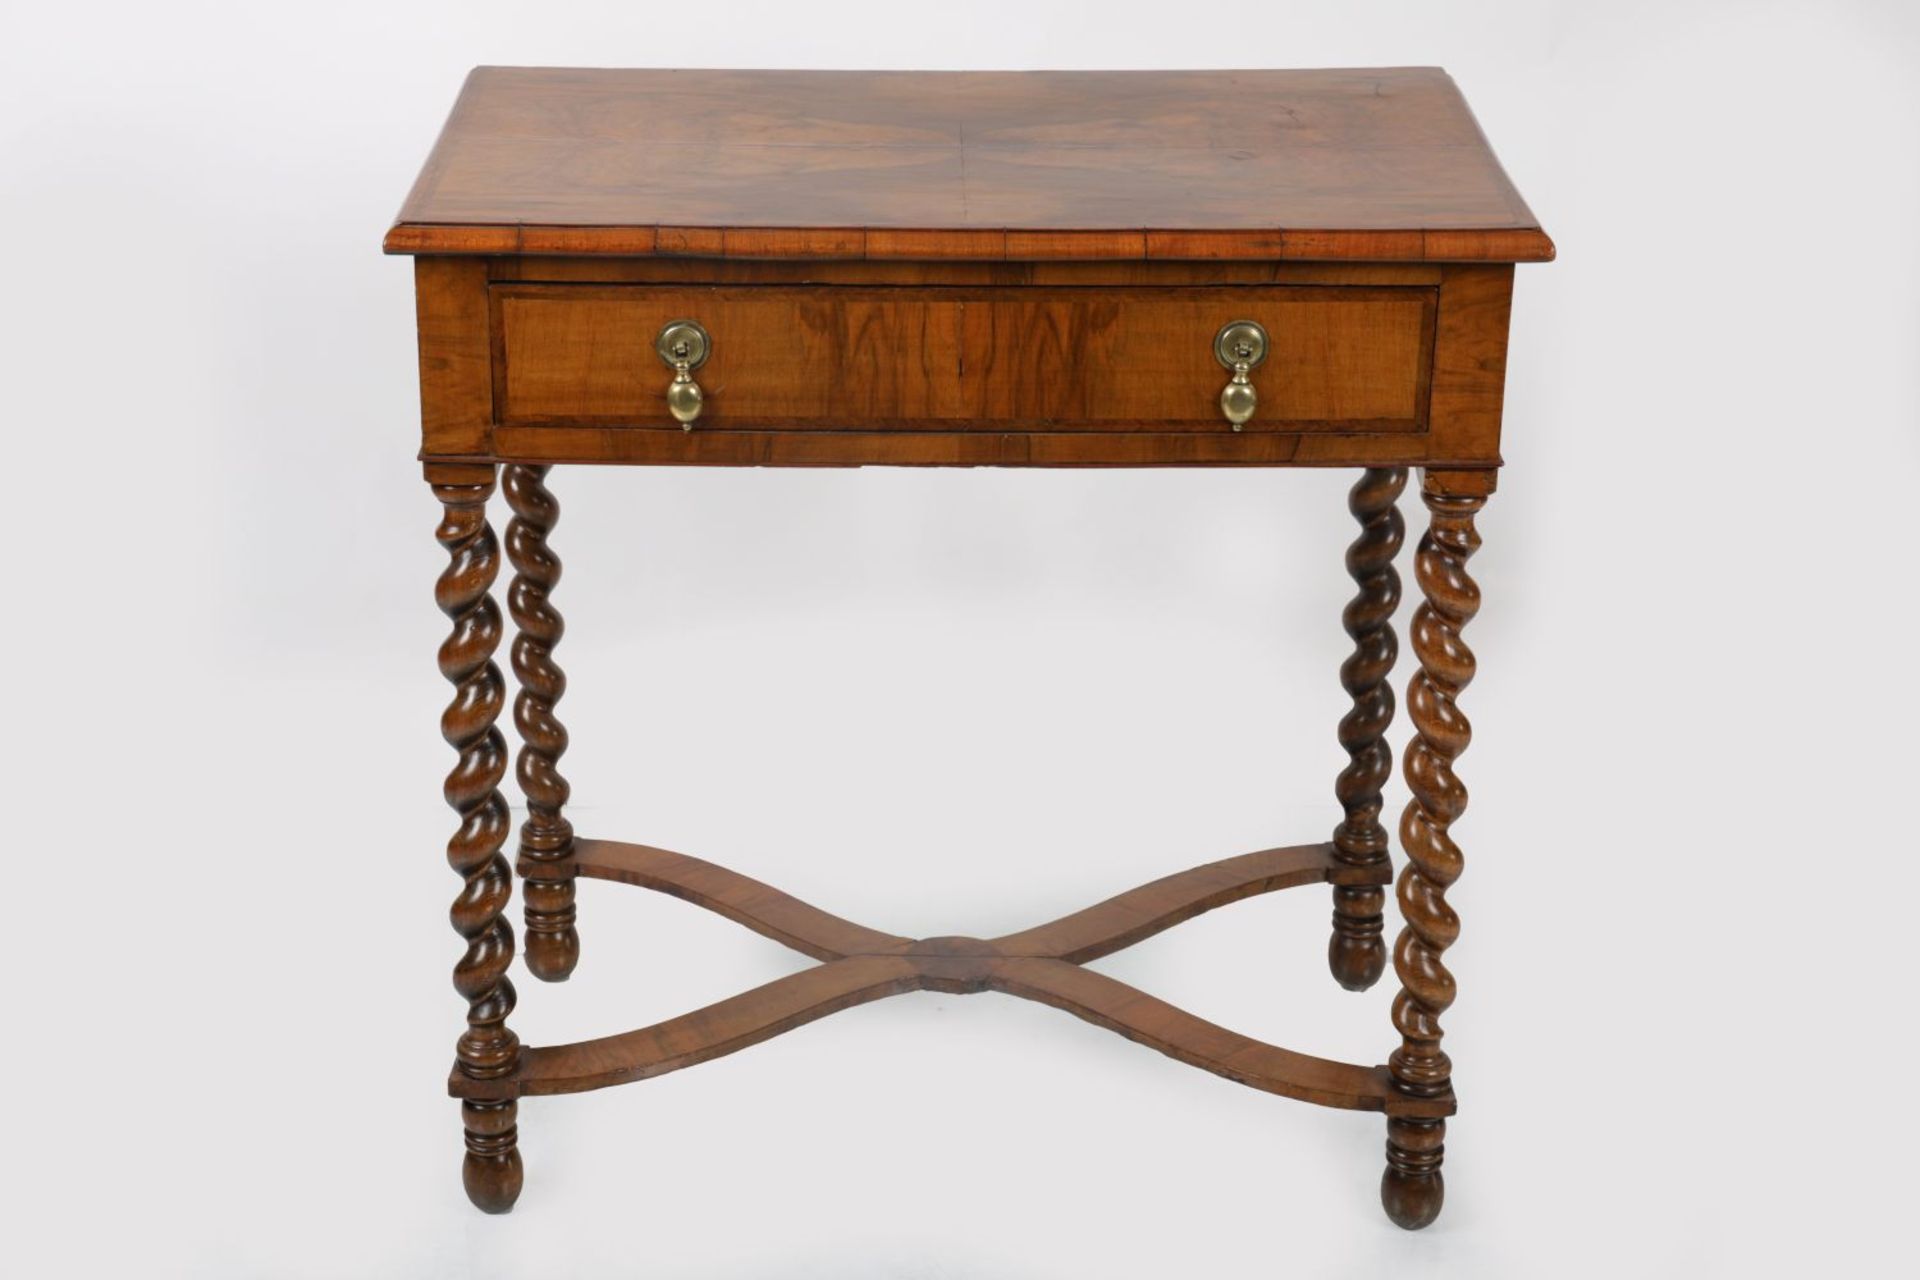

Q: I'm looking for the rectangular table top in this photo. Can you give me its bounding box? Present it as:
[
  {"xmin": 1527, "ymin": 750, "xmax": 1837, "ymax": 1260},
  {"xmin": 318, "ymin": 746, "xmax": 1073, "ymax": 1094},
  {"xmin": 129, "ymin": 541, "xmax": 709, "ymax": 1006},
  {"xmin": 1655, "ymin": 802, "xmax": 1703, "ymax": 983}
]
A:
[{"xmin": 386, "ymin": 67, "xmax": 1552, "ymax": 263}]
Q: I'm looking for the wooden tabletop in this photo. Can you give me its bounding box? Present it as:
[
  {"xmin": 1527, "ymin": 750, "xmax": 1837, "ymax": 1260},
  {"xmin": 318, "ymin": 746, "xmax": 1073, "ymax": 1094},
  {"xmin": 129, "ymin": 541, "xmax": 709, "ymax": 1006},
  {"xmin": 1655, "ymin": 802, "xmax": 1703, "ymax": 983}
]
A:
[{"xmin": 386, "ymin": 67, "xmax": 1551, "ymax": 263}]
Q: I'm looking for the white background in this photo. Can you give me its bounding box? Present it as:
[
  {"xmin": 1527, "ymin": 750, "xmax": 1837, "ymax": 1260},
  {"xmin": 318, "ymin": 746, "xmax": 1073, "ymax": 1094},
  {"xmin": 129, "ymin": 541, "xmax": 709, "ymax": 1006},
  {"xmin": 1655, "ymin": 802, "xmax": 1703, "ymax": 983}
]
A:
[{"xmin": 4, "ymin": 2, "xmax": 1917, "ymax": 1276}]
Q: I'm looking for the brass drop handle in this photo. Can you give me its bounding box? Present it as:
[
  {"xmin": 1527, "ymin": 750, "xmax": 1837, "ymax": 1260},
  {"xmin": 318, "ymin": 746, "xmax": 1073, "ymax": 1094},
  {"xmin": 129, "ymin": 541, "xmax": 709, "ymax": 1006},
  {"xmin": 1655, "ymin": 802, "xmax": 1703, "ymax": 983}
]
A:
[
  {"xmin": 1213, "ymin": 320, "xmax": 1269, "ymax": 430},
  {"xmin": 655, "ymin": 319, "xmax": 711, "ymax": 428}
]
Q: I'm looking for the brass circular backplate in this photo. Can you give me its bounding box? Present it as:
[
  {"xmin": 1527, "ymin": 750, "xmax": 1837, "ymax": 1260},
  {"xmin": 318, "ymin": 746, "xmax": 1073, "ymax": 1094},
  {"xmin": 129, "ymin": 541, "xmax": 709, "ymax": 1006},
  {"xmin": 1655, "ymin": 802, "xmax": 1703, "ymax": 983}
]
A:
[
  {"xmin": 655, "ymin": 319, "xmax": 711, "ymax": 370},
  {"xmin": 1212, "ymin": 319, "xmax": 1269, "ymax": 370}
]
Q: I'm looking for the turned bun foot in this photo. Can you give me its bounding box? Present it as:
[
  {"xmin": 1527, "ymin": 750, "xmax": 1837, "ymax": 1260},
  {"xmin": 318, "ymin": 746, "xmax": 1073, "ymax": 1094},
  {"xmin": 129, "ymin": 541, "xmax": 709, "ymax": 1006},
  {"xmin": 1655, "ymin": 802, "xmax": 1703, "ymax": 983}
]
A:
[
  {"xmin": 1382, "ymin": 1115, "xmax": 1446, "ymax": 1229},
  {"xmin": 1327, "ymin": 927, "xmax": 1386, "ymax": 992},
  {"xmin": 1380, "ymin": 1166, "xmax": 1443, "ymax": 1230},
  {"xmin": 463, "ymin": 1149, "xmax": 524, "ymax": 1214},
  {"xmin": 524, "ymin": 924, "xmax": 580, "ymax": 982},
  {"xmin": 462, "ymin": 1099, "xmax": 524, "ymax": 1213}
]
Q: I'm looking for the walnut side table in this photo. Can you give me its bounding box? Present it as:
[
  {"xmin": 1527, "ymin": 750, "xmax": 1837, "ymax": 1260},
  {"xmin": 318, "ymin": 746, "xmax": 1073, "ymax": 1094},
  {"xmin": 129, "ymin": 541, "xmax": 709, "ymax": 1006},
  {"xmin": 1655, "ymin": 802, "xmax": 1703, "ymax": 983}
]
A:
[{"xmin": 387, "ymin": 66, "xmax": 1552, "ymax": 1229}]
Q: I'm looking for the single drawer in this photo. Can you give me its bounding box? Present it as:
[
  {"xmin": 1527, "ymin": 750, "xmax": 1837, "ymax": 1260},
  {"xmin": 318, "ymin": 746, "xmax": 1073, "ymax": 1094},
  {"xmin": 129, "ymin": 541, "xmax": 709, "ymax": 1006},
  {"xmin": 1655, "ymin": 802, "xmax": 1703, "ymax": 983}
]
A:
[{"xmin": 494, "ymin": 285, "xmax": 1436, "ymax": 434}]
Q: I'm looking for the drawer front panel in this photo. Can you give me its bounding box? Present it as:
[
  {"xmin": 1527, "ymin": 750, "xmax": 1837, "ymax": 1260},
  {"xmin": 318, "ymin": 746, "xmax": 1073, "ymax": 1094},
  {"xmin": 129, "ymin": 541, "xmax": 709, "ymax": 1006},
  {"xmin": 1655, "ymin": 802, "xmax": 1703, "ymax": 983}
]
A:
[{"xmin": 495, "ymin": 285, "xmax": 1435, "ymax": 433}]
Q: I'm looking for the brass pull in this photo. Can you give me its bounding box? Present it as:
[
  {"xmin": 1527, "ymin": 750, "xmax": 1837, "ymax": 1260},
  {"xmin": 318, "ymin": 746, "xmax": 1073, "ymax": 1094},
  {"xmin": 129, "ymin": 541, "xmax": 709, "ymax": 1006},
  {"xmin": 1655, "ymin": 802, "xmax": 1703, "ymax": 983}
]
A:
[
  {"xmin": 1212, "ymin": 320, "xmax": 1269, "ymax": 430},
  {"xmin": 654, "ymin": 319, "xmax": 711, "ymax": 429}
]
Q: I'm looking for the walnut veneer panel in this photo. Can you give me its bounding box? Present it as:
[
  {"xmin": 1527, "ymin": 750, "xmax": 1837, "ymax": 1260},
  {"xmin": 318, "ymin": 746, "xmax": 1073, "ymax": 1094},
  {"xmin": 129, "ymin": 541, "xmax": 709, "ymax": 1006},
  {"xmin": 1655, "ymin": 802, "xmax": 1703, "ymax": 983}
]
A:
[
  {"xmin": 386, "ymin": 68, "xmax": 1553, "ymax": 262},
  {"xmin": 496, "ymin": 285, "xmax": 1435, "ymax": 432}
]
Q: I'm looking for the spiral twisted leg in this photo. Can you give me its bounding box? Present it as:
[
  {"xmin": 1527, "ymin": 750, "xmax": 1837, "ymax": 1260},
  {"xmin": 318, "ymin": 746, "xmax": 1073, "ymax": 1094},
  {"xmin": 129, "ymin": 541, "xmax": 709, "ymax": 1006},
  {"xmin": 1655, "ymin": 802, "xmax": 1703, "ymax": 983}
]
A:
[
  {"xmin": 1328, "ymin": 467, "xmax": 1406, "ymax": 992},
  {"xmin": 505, "ymin": 464, "xmax": 579, "ymax": 982},
  {"xmin": 1381, "ymin": 476, "xmax": 1486, "ymax": 1230},
  {"xmin": 434, "ymin": 476, "xmax": 524, "ymax": 1214}
]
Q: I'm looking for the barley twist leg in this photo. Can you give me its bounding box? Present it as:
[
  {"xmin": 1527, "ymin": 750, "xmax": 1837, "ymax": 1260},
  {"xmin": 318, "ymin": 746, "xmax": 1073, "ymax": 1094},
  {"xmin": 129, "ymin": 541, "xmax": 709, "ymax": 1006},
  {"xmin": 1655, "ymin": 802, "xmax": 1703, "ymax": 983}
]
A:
[
  {"xmin": 1328, "ymin": 467, "xmax": 1406, "ymax": 991},
  {"xmin": 434, "ymin": 476, "xmax": 523, "ymax": 1213},
  {"xmin": 504, "ymin": 464, "xmax": 579, "ymax": 981},
  {"xmin": 1382, "ymin": 477, "xmax": 1485, "ymax": 1230}
]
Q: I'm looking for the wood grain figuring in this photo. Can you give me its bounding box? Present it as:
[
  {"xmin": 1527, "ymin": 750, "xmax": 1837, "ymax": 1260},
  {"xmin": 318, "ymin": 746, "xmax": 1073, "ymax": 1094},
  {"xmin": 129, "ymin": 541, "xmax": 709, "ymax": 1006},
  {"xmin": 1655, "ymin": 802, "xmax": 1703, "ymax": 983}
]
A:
[
  {"xmin": 496, "ymin": 286, "xmax": 1434, "ymax": 432},
  {"xmin": 488, "ymin": 258, "xmax": 1450, "ymax": 288},
  {"xmin": 466, "ymin": 837, "xmax": 1445, "ymax": 1118},
  {"xmin": 1426, "ymin": 266, "xmax": 1516, "ymax": 462},
  {"xmin": 414, "ymin": 259, "xmax": 492, "ymax": 457},
  {"xmin": 481, "ymin": 426, "xmax": 1450, "ymax": 468},
  {"xmin": 386, "ymin": 68, "xmax": 1552, "ymax": 263}
]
